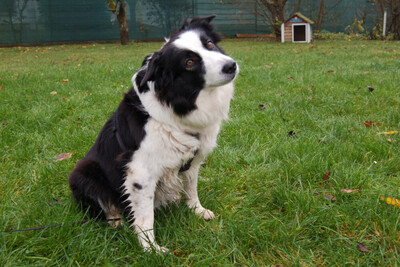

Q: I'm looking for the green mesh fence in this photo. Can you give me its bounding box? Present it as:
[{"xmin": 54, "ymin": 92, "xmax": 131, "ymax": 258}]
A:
[{"xmin": 0, "ymin": 0, "xmax": 382, "ymax": 45}]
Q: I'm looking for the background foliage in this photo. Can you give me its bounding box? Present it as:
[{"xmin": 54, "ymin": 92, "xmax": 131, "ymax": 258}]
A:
[{"xmin": 0, "ymin": 0, "xmax": 396, "ymax": 45}]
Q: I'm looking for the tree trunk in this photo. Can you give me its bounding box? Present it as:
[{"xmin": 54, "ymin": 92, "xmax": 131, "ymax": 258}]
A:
[
  {"xmin": 316, "ymin": 0, "xmax": 325, "ymax": 32},
  {"xmin": 117, "ymin": 1, "xmax": 129, "ymax": 45},
  {"xmin": 264, "ymin": 0, "xmax": 287, "ymax": 38}
]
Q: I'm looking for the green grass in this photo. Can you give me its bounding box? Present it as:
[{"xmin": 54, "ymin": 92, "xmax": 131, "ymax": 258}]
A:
[{"xmin": 1, "ymin": 39, "xmax": 400, "ymax": 266}]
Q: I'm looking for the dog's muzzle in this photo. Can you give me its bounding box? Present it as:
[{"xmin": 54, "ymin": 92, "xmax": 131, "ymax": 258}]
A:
[{"xmin": 222, "ymin": 61, "xmax": 237, "ymax": 75}]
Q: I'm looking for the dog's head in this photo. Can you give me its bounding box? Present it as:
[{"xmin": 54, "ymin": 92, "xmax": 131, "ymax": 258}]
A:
[{"xmin": 135, "ymin": 15, "xmax": 239, "ymax": 116}]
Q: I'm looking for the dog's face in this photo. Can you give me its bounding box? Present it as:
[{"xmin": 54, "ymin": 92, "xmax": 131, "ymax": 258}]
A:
[{"xmin": 136, "ymin": 15, "xmax": 239, "ymax": 116}]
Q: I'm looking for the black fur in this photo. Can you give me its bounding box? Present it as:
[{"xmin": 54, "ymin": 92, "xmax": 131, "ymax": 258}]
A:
[{"xmin": 69, "ymin": 89, "xmax": 148, "ymax": 218}]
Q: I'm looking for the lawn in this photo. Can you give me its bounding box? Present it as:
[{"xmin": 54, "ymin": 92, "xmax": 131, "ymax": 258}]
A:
[{"xmin": 1, "ymin": 38, "xmax": 400, "ymax": 266}]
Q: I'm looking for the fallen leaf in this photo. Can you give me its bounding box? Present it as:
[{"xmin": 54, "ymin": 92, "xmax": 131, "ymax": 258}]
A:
[
  {"xmin": 0, "ymin": 85, "xmax": 2, "ymax": 90},
  {"xmin": 258, "ymin": 104, "xmax": 265, "ymax": 110},
  {"xmin": 380, "ymin": 196, "xmax": 400, "ymax": 208},
  {"xmin": 288, "ymin": 76, "xmax": 295, "ymax": 80},
  {"xmin": 307, "ymin": 85, "xmax": 314, "ymax": 91},
  {"xmin": 322, "ymin": 194, "xmax": 336, "ymax": 201},
  {"xmin": 50, "ymin": 91, "xmax": 58, "ymax": 95},
  {"xmin": 326, "ymin": 70, "xmax": 334, "ymax": 74},
  {"xmin": 62, "ymin": 97, "xmax": 66, "ymax": 102},
  {"xmin": 173, "ymin": 250, "xmax": 182, "ymax": 256},
  {"xmin": 62, "ymin": 79, "xmax": 69, "ymax": 83},
  {"xmin": 55, "ymin": 153, "xmax": 72, "ymax": 162},
  {"xmin": 340, "ymin": 188, "xmax": 360, "ymax": 193},
  {"xmin": 377, "ymin": 131, "xmax": 398, "ymax": 135},
  {"xmin": 288, "ymin": 131, "xmax": 297, "ymax": 137},
  {"xmin": 265, "ymin": 65, "xmax": 272, "ymax": 69},
  {"xmin": 386, "ymin": 137, "xmax": 397, "ymax": 143},
  {"xmin": 367, "ymin": 85, "xmax": 375, "ymax": 92},
  {"xmin": 357, "ymin": 242, "xmax": 371, "ymax": 253},
  {"xmin": 364, "ymin": 121, "xmax": 377, "ymax": 127},
  {"xmin": 323, "ymin": 171, "xmax": 331, "ymax": 181},
  {"xmin": 363, "ymin": 71, "xmax": 370, "ymax": 75}
]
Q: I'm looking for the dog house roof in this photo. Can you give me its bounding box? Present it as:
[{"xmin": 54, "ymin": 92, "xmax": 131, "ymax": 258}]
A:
[{"xmin": 284, "ymin": 12, "xmax": 314, "ymax": 24}]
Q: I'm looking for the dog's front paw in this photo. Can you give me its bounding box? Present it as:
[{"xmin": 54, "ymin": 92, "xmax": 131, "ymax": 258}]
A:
[
  {"xmin": 144, "ymin": 244, "xmax": 170, "ymax": 254},
  {"xmin": 194, "ymin": 207, "xmax": 215, "ymax": 221},
  {"xmin": 202, "ymin": 209, "xmax": 215, "ymax": 221}
]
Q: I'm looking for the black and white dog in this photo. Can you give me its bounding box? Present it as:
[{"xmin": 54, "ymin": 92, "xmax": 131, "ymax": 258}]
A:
[{"xmin": 69, "ymin": 15, "xmax": 238, "ymax": 252}]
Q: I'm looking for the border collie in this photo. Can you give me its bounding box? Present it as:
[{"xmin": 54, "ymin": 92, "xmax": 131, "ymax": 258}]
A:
[{"xmin": 69, "ymin": 15, "xmax": 239, "ymax": 253}]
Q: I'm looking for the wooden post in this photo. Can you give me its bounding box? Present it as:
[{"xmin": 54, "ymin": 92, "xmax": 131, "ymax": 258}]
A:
[{"xmin": 383, "ymin": 9, "xmax": 387, "ymax": 36}]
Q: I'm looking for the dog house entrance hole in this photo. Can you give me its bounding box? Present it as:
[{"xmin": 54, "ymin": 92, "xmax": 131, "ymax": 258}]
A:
[{"xmin": 293, "ymin": 25, "xmax": 306, "ymax": 42}]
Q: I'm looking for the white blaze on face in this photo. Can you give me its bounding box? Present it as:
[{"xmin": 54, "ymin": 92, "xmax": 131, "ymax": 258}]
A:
[{"xmin": 172, "ymin": 30, "xmax": 238, "ymax": 88}]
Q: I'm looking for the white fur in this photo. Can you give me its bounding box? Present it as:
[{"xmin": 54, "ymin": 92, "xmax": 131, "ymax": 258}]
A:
[{"xmin": 125, "ymin": 30, "xmax": 237, "ymax": 253}]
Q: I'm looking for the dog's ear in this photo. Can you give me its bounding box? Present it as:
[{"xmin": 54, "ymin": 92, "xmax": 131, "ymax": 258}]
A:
[
  {"xmin": 140, "ymin": 52, "xmax": 160, "ymax": 88},
  {"xmin": 179, "ymin": 18, "xmax": 191, "ymax": 31},
  {"xmin": 203, "ymin": 14, "xmax": 217, "ymax": 23},
  {"xmin": 179, "ymin": 14, "xmax": 217, "ymax": 31},
  {"xmin": 140, "ymin": 52, "xmax": 173, "ymax": 91}
]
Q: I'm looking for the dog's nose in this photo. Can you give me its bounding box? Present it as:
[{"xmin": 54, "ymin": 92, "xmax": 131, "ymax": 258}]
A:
[{"xmin": 222, "ymin": 61, "xmax": 237, "ymax": 74}]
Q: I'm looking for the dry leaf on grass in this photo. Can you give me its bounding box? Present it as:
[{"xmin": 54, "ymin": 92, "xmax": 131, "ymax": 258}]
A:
[
  {"xmin": 323, "ymin": 171, "xmax": 331, "ymax": 181},
  {"xmin": 340, "ymin": 188, "xmax": 360, "ymax": 193},
  {"xmin": 322, "ymin": 194, "xmax": 336, "ymax": 201},
  {"xmin": 380, "ymin": 196, "xmax": 400, "ymax": 208},
  {"xmin": 55, "ymin": 153, "xmax": 72, "ymax": 162},
  {"xmin": 367, "ymin": 85, "xmax": 375, "ymax": 92},
  {"xmin": 377, "ymin": 131, "xmax": 399, "ymax": 135},
  {"xmin": 364, "ymin": 121, "xmax": 377, "ymax": 127},
  {"xmin": 287, "ymin": 131, "xmax": 297, "ymax": 138},
  {"xmin": 50, "ymin": 91, "xmax": 58, "ymax": 95},
  {"xmin": 386, "ymin": 137, "xmax": 397, "ymax": 143},
  {"xmin": 357, "ymin": 242, "xmax": 371, "ymax": 253},
  {"xmin": 62, "ymin": 79, "xmax": 69, "ymax": 83}
]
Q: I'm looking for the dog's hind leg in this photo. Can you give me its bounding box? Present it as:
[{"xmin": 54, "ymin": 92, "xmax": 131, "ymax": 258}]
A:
[{"xmin": 69, "ymin": 159, "xmax": 122, "ymax": 227}]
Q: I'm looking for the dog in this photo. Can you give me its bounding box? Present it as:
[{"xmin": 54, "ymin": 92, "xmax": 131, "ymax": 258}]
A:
[{"xmin": 68, "ymin": 15, "xmax": 239, "ymax": 253}]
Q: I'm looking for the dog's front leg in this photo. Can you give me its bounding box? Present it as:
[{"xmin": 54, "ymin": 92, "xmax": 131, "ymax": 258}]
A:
[
  {"xmin": 124, "ymin": 168, "xmax": 168, "ymax": 253},
  {"xmin": 182, "ymin": 163, "xmax": 215, "ymax": 221}
]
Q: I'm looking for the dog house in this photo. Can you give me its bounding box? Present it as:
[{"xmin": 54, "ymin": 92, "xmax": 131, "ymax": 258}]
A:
[{"xmin": 281, "ymin": 13, "xmax": 314, "ymax": 43}]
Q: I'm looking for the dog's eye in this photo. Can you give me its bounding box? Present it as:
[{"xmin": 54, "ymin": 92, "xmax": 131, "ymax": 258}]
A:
[
  {"xmin": 186, "ymin": 59, "xmax": 194, "ymax": 66},
  {"xmin": 207, "ymin": 40, "xmax": 214, "ymax": 49}
]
